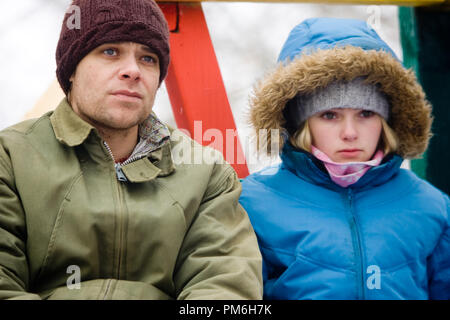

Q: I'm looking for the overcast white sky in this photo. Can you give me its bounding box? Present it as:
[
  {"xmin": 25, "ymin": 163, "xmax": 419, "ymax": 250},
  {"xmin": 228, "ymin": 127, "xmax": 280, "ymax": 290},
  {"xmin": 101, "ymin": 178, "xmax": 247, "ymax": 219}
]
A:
[{"xmin": 0, "ymin": 1, "xmax": 402, "ymax": 172}]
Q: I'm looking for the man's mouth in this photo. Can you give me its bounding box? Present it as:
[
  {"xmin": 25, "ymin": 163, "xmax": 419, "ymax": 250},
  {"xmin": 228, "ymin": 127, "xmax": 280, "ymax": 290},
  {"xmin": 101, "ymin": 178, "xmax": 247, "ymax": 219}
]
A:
[{"xmin": 111, "ymin": 90, "xmax": 143, "ymax": 100}]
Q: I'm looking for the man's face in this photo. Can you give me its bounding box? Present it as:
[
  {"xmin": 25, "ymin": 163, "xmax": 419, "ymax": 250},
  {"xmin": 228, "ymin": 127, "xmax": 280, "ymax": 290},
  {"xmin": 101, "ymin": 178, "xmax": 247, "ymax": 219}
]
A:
[{"xmin": 69, "ymin": 42, "xmax": 160, "ymax": 132}]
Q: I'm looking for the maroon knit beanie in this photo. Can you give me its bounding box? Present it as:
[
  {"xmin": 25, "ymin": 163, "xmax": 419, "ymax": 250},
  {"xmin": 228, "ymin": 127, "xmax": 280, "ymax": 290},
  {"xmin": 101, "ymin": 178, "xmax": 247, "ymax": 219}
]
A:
[{"xmin": 56, "ymin": 0, "xmax": 170, "ymax": 95}]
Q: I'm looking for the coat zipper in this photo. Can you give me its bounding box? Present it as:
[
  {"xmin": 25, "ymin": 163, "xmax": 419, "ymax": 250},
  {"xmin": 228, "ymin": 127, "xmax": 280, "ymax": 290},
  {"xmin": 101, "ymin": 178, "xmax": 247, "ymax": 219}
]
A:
[
  {"xmin": 103, "ymin": 142, "xmax": 145, "ymax": 182},
  {"xmin": 115, "ymin": 179, "xmax": 125, "ymax": 279},
  {"xmin": 103, "ymin": 141, "xmax": 126, "ymax": 279},
  {"xmin": 347, "ymin": 189, "xmax": 365, "ymax": 300}
]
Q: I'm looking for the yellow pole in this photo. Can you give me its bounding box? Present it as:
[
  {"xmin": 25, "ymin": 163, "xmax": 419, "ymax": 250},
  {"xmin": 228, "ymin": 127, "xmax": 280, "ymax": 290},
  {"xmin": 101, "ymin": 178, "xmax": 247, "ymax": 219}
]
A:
[{"xmin": 157, "ymin": 0, "xmax": 446, "ymax": 5}]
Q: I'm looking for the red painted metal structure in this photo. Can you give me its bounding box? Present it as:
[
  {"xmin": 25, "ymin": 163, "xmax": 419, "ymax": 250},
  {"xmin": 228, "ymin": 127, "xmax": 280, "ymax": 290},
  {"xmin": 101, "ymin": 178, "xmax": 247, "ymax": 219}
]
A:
[{"xmin": 158, "ymin": 3, "xmax": 249, "ymax": 178}]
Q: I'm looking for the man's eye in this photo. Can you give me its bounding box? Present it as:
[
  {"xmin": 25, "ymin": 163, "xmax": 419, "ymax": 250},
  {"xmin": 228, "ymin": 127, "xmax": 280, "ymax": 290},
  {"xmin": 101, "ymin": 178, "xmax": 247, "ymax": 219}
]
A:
[
  {"xmin": 103, "ymin": 48, "xmax": 117, "ymax": 56},
  {"xmin": 142, "ymin": 55, "xmax": 156, "ymax": 63}
]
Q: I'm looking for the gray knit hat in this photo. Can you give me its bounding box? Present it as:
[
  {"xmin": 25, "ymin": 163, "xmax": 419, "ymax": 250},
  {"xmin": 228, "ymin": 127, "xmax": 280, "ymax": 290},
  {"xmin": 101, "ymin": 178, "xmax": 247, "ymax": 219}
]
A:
[{"xmin": 285, "ymin": 77, "xmax": 390, "ymax": 131}]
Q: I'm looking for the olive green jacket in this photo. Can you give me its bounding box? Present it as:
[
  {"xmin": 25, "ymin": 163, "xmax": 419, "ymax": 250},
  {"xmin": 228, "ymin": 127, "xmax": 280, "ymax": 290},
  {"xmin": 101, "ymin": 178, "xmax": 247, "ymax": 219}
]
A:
[{"xmin": 0, "ymin": 99, "xmax": 262, "ymax": 300}]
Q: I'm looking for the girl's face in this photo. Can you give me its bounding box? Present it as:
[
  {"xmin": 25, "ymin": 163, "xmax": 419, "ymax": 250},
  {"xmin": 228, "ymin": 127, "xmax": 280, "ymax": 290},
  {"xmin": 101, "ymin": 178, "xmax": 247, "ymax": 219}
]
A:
[{"xmin": 308, "ymin": 108, "xmax": 382, "ymax": 163}]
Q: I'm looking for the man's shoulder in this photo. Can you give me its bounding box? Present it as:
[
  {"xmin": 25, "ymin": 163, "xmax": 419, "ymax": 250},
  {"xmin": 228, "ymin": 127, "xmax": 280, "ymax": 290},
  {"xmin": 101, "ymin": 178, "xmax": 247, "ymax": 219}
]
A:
[
  {"xmin": 158, "ymin": 126, "xmax": 238, "ymax": 197},
  {"xmin": 0, "ymin": 111, "xmax": 54, "ymax": 142},
  {"xmin": 167, "ymin": 126, "xmax": 227, "ymax": 168},
  {"xmin": 0, "ymin": 111, "xmax": 58, "ymax": 168}
]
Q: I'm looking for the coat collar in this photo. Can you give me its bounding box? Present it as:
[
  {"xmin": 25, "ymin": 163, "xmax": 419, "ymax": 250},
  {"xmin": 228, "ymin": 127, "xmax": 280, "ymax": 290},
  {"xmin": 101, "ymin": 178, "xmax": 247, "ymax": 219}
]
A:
[
  {"xmin": 50, "ymin": 98, "xmax": 94, "ymax": 147},
  {"xmin": 50, "ymin": 98, "xmax": 175, "ymax": 182},
  {"xmin": 280, "ymin": 142, "xmax": 403, "ymax": 192},
  {"xmin": 250, "ymin": 45, "xmax": 432, "ymax": 160}
]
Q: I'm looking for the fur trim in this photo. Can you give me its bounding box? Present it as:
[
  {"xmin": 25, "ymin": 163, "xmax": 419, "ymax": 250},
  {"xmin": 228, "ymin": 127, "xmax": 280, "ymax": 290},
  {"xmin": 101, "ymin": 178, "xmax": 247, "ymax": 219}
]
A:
[{"xmin": 249, "ymin": 46, "xmax": 432, "ymax": 159}]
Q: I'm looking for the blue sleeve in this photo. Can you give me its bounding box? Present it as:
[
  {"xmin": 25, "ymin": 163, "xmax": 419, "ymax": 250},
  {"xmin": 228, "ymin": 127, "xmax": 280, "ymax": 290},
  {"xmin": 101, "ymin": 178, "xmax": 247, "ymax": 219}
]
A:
[{"xmin": 428, "ymin": 194, "xmax": 450, "ymax": 300}]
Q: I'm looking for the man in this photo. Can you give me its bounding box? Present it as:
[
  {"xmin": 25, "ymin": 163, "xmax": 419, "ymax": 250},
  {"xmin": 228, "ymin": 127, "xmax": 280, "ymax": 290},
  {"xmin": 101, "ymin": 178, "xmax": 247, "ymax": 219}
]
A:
[{"xmin": 0, "ymin": 0, "xmax": 262, "ymax": 300}]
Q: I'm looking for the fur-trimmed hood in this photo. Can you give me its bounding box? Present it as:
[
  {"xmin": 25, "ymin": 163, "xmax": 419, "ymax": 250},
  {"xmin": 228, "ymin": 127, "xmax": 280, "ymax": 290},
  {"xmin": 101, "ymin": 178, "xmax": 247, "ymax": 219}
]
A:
[{"xmin": 249, "ymin": 18, "xmax": 432, "ymax": 159}]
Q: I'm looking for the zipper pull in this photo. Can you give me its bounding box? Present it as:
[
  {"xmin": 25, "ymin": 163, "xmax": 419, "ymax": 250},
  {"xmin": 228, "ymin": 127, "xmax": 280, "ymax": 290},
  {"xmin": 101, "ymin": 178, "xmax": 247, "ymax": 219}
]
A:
[
  {"xmin": 104, "ymin": 141, "xmax": 128, "ymax": 182},
  {"xmin": 115, "ymin": 163, "xmax": 128, "ymax": 182}
]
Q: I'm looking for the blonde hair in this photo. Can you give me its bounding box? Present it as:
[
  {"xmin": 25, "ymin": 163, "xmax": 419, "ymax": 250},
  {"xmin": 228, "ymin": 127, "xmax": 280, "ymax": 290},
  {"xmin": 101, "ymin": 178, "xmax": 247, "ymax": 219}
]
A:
[{"xmin": 289, "ymin": 117, "xmax": 398, "ymax": 155}]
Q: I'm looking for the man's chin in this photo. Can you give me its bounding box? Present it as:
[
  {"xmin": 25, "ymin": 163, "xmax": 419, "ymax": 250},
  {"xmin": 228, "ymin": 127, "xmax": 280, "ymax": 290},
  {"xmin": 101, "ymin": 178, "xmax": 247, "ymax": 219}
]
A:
[{"xmin": 91, "ymin": 115, "xmax": 143, "ymax": 132}]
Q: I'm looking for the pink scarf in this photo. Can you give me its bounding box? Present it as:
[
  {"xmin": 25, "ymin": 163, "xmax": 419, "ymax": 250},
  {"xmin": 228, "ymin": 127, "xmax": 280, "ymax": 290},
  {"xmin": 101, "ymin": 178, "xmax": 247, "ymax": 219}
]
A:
[{"xmin": 311, "ymin": 146, "xmax": 384, "ymax": 187}]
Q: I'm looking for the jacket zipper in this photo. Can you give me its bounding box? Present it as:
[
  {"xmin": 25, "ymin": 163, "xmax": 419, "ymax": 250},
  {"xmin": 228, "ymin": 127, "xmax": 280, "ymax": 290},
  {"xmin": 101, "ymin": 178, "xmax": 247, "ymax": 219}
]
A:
[
  {"xmin": 103, "ymin": 142, "xmax": 144, "ymax": 182},
  {"xmin": 103, "ymin": 142, "xmax": 126, "ymax": 279},
  {"xmin": 347, "ymin": 188, "xmax": 365, "ymax": 300},
  {"xmin": 115, "ymin": 179, "xmax": 125, "ymax": 279}
]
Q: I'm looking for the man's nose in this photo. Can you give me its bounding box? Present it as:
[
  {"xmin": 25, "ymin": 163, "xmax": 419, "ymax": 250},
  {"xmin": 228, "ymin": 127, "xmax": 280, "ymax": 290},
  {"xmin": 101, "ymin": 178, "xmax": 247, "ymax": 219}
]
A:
[
  {"xmin": 119, "ymin": 55, "xmax": 141, "ymax": 81},
  {"xmin": 341, "ymin": 118, "xmax": 358, "ymax": 141}
]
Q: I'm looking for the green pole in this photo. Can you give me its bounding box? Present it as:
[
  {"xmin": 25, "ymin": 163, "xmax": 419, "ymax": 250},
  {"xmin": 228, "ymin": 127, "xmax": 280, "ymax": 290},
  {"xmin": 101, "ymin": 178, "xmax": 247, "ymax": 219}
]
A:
[
  {"xmin": 398, "ymin": 7, "xmax": 427, "ymax": 179},
  {"xmin": 398, "ymin": 5, "xmax": 450, "ymax": 195}
]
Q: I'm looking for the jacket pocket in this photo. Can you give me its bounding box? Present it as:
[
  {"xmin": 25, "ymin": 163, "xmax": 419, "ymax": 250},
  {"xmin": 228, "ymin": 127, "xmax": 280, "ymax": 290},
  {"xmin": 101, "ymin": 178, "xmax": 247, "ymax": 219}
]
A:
[{"xmin": 35, "ymin": 173, "xmax": 84, "ymax": 286}]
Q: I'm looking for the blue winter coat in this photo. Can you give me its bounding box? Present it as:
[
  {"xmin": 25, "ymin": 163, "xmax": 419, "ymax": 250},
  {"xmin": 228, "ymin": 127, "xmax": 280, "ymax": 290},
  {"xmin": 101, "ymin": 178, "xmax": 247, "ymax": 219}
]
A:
[
  {"xmin": 240, "ymin": 143, "xmax": 450, "ymax": 299},
  {"xmin": 242, "ymin": 17, "xmax": 447, "ymax": 300}
]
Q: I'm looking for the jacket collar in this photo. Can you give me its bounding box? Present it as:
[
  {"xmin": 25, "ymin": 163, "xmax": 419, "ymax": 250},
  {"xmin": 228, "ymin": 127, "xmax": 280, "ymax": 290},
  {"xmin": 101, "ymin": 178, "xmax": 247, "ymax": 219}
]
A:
[
  {"xmin": 50, "ymin": 98, "xmax": 175, "ymax": 181},
  {"xmin": 280, "ymin": 142, "xmax": 403, "ymax": 192},
  {"xmin": 50, "ymin": 98, "xmax": 95, "ymax": 147},
  {"xmin": 121, "ymin": 142, "xmax": 175, "ymax": 182}
]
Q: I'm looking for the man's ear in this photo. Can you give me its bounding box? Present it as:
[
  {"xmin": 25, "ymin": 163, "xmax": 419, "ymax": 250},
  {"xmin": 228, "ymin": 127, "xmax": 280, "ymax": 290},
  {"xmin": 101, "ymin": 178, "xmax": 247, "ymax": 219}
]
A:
[
  {"xmin": 67, "ymin": 72, "xmax": 74, "ymax": 101},
  {"xmin": 69, "ymin": 67, "xmax": 77, "ymax": 82},
  {"xmin": 68, "ymin": 70, "xmax": 75, "ymax": 96}
]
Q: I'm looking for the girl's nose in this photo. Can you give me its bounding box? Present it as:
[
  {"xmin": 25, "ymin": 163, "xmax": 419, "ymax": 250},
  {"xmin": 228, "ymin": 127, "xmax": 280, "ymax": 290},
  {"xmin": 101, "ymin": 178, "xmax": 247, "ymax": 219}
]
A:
[{"xmin": 341, "ymin": 118, "xmax": 358, "ymax": 141}]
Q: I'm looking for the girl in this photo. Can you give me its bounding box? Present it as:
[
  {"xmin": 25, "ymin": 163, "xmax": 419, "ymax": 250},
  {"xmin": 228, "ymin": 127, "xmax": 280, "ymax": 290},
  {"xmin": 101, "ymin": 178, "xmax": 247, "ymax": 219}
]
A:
[{"xmin": 240, "ymin": 18, "xmax": 449, "ymax": 300}]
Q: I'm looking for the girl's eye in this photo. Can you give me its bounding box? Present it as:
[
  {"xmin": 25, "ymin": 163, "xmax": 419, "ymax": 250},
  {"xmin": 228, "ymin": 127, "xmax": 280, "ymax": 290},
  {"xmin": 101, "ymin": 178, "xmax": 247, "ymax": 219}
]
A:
[
  {"xmin": 360, "ymin": 110, "xmax": 375, "ymax": 118},
  {"xmin": 103, "ymin": 48, "xmax": 117, "ymax": 56},
  {"xmin": 321, "ymin": 111, "xmax": 337, "ymax": 120}
]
